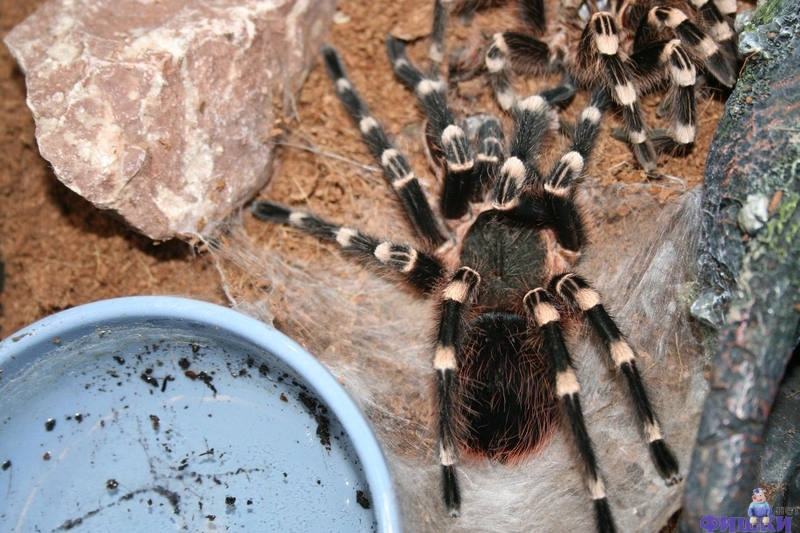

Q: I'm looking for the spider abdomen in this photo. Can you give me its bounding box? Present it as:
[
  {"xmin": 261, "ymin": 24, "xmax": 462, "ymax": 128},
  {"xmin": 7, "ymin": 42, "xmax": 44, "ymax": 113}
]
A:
[{"xmin": 459, "ymin": 312, "xmax": 557, "ymax": 462}]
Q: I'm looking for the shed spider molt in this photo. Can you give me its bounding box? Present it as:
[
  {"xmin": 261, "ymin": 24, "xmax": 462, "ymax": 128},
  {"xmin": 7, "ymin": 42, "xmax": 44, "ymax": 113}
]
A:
[
  {"xmin": 253, "ymin": 4, "xmax": 682, "ymax": 532},
  {"xmin": 472, "ymin": 0, "xmax": 742, "ymax": 171}
]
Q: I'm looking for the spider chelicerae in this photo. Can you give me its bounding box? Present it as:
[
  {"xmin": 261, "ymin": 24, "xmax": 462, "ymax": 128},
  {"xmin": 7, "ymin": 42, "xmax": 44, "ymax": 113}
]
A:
[
  {"xmin": 252, "ymin": 7, "xmax": 683, "ymax": 529},
  {"xmin": 468, "ymin": 0, "xmax": 741, "ymax": 171}
]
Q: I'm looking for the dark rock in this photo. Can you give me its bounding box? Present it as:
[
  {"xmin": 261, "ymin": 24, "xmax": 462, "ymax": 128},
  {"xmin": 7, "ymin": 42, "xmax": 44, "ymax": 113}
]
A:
[{"xmin": 682, "ymin": 0, "xmax": 800, "ymax": 528}]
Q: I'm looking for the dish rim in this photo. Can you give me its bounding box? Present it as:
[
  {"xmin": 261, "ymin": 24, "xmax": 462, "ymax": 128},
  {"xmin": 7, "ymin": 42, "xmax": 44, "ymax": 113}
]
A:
[{"xmin": 0, "ymin": 295, "xmax": 402, "ymax": 533}]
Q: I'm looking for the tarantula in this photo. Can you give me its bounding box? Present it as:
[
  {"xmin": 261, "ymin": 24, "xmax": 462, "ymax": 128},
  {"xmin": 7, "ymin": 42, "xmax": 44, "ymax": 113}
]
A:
[
  {"xmin": 469, "ymin": 0, "xmax": 741, "ymax": 171},
  {"xmin": 252, "ymin": 11, "xmax": 681, "ymax": 531}
]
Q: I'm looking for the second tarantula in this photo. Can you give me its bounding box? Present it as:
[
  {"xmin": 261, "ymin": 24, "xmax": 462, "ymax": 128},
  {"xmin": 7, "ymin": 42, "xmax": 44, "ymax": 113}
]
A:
[
  {"xmin": 471, "ymin": 0, "xmax": 741, "ymax": 171},
  {"xmin": 253, "ymin": 8, "xmax": 682, "ymax": 531}
]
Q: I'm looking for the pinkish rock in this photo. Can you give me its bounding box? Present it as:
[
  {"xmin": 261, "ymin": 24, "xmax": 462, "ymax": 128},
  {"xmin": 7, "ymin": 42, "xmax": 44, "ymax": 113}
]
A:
[{"xmin": 4, "ymin": 0, "xmax": 335, "ymax": 241}]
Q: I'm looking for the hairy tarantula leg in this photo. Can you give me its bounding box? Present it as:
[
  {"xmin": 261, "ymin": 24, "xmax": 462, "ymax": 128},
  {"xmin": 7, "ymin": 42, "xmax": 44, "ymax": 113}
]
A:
[
  {"xmin": 321, "ymin": 47, "xmax": 449, "ymax": 249},
  {"xmin": 582, "ymin": 12, "xmax": 657, "ymax": 171},
  {"xmin": 539, "ymin": 74, "xmax": 578, "ymax": 109},
  {"xmin": 251, "ymin": 201, "xmax": 446, "ymax": 294},
  {"xmin": 710, "ymin": 0, "xmax": 737, "ymax": 17},
  {"xmin": 660, "ymin": 41, "xmax": 697, "ymax": 148},
  {"xmin": 494, "ymin": 92, "xmax": 608, "ymax": 244},
  {"xmin": 429, "ymin": 0, "xmax": 447, "ymax": 77},
  {"xmin": 632, "ymin": 40, "xmax": 697, "ymax": 150},
  {"xmin": 387, "ymin": 37, "xmax": 476, "ymax": 220},
  {"xmin": 491, "ymin": 94, "xmax": 555, "ymax": 207},
  {"xmin": 485, "ymin": 32, "xmax": 550, "ymax": 111},
  {"xmin": 640, "ymin": 7, "xmax": 736, "ymax": 88},
  {"xmin": 485, "ymin": 33, "xmax": 517, "ymax": 111},
  {"xmin": 523, "ymin": 288, "xmax": 617, "ymax": 533},
  {"xmin": 434, "ymin": 266, "xmax": 480, "ymax": 517},
  {"xmin": 536, "ymin": 90, "xmax": 608, "ymax": 250},
  {"xmin": 544, "ymin": 89, "xmax": 607, "ymax": 194},
  {"xmin": 473, "ymin": 115, "xmax": 506, "ymax": 198},
  {"xmin": 692, "ymin": 0, "xmax": 739, "ymax": 70},
  {"xmin": 519, "ymin": 0, "xmax": 546, "ymax": 36},
  {"xmin": 551, "ymin": 273, "xmax": 682, "ymax": 485}
]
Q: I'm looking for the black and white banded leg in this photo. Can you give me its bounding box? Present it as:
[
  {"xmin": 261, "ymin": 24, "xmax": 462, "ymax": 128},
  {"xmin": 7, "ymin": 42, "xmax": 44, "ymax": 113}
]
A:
[
  {"xmin": 524, "ymin": 287, "xmax": 617, "ymax": 533},
  {"xmin": 429, "ymin": 0, "xmax": 447, "ymax": 77},
  {"xmin": 251, "ymin": 201, "xmax": 446, "ymax": 294},
  {"xmin": 473, "ymin": 115, "xmax": 506, "ymax": 198},
  {"xmin": 484, "ymin": 31, "xmax": 551, "ymax": 112},
  {"xmin": 659, "ymin": 40, "xmax": 697, "ymax": 149},
  {"xmin": 637, "ymin": 6, "xmax": 737, "ymax": 88},
  {"xmin": 321, "ymin": 46, "xmax": 449, "ymax": 249},
  {"xmin": 386, "ymin": 36, "xmax": 476, "ymax": 219},
  {"xmin": 631, "ymin": 39, "xmax": 697, "ymax": 151},
  {"xmin": 538, "ymin": 89, "xmax": 608, "ymax": 250},
  {"xmin": 543, "ymin": 90, "xmax": 608, "ymax": 197},
  {"xmin": 491, "ymin": 93, "xmax": 556, "ymax": 208},
  {"xmin": 483, "ymin": 0, "xmax": 551, "ymax": 111},
  {"xmin": 692, "ymin": 0, "xmax": 739, "ymax": 67},
  {"xmin": 580, "ymin": 12, "xmax": 657, "ymax": 171},
  {"xmin": 435, "ymin": 266, "xmax": 481, "ymax": 517},
  {"xmin": 551, "ymin": 273, "xmax": 682, "ymax": 485},
  {"xmin": 500, "ymin": 91, "xmax": 607, "ymax": 251}
]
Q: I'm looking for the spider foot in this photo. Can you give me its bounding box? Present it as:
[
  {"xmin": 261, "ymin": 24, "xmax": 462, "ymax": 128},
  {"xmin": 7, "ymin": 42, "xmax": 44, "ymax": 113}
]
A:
[
  {"xmin": 650, "ymin": 129, "xmax": 694, "ymax": 156},
  {"xmin": 649, "ymin": 439, "xmax": 682, "ymax": 486},
  {"xmin": 251, "ymin": 201, "xmax": 289, "ymax": 223},
  {"xmin": 630, "ymin": 136, "xmax": 658, "ymax": 172},
  {"xmin": 442, "ymin": 464, "xmax": 461, "ymax": 517},
  {"xmin": 539, "ymin": 73, "xmax": 577, "ymax": 109},
  {"xmin": 593, "ymin": 497, "xmax": 618, "ymax": 533}
]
